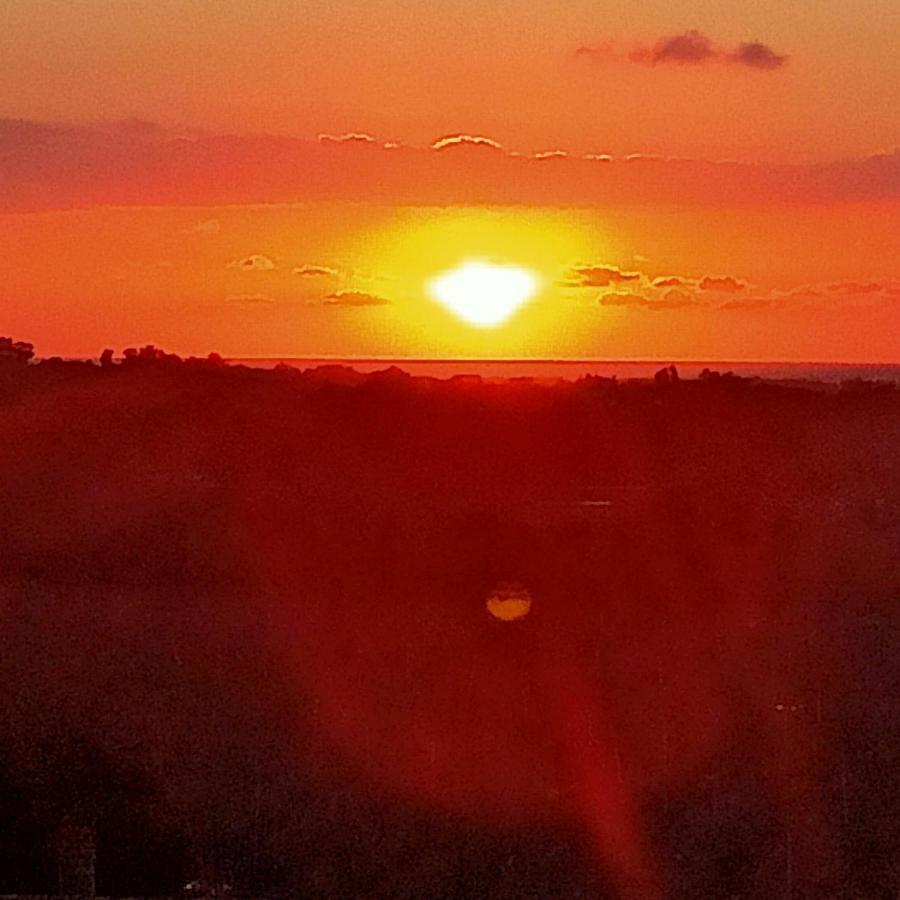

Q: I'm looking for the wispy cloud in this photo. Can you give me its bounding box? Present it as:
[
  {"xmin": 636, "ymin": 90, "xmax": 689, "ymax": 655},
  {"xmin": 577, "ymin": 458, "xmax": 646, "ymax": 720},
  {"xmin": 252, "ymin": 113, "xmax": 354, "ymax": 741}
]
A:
[
  {"xmin": 828, "ymin": 281, "xmax": 883, "ymax": 295},
  {"xmin": 228, "ymin": 254, "xmax": 276, "ymax": 271},
  {"xmin": 700, "ymin": 275, "xmax": 746, "ymax": 292},
  {"xmin": 599, "ymin": 290, "xmax": 695, "ymax": 309},
  {"xmin": 294, "ymin": 265, "xmax": 341, "ymax": 278},
  {"xmin": 718, "ymin": 296, "xmax": 779, "ymax": 311},
  {"xmin": 659, "ymin": 289, "xmax": 697, "ymax": 308},
  {"xmin": 598, "ymin": 291, "xmax": 650, "ymax": 307},
  {"xmin": 3, "ymin": 118, "xmax": 898, "ymax": 212},
  {"xmin": 318, "ymin": 132, "xmax": 377, "ymax": 144},
  {"xmin": 563, "ymin": 265, "xmax": 642, "ymax": 288},
  {"xmin": 430, "ymin": 134, "xmax": 503, "ymax": 151},
  {"xmin": 575, "ymin": 268, "xmax": 900, "ymax": 313},
  {"xmin": 323, "ymin": 290, "xmax": 390, "ymax": 307}
]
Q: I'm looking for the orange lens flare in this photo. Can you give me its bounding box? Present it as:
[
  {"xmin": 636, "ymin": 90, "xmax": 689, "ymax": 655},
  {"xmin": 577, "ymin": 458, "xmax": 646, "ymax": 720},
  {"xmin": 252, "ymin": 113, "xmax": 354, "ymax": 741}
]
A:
[{"xmin": 486, "ymin": 582, "xmax": 533, "ymax": 620}]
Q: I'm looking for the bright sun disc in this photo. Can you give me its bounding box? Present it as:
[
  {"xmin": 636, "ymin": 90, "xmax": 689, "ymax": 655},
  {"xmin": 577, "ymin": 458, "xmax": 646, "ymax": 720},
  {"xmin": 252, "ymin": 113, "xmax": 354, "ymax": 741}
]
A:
[{"xmin": 426, "ymin": 260, "xmax": 539, "ymax": 327}]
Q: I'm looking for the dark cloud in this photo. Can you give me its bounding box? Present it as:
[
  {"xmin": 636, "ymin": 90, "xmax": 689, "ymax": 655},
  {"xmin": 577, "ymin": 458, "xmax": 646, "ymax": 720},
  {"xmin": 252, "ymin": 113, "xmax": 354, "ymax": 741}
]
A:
[
  {"xmin": 652, "ymin": 276, "xmax": 686, "ymax": 288},
  {"xmin": 729, "ymin": 42, "xmax": 788, "ymax": 70},
  {"xmin": 323, "ymin": 290, "xmax": 390, "ymax": 307},
  {"xmin": 564, "ymin": 265, "xmax": 641, "ymax": 288},
  {"xmin": 639, "ymin": 30, "xmax": 716, "ymax": 66},
  {"xmin": 700, "ymin": 275, "xmax": 746, "ymax": 292},
  {"xmin": 582, "ymin": 32, "xmax": 788, "ymax": 72}
]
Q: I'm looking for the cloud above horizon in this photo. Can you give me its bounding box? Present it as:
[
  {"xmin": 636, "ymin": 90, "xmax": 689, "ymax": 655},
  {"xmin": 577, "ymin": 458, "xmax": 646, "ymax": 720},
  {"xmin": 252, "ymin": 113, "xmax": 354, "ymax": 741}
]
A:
[
  {"xmin": 318, "ymin": 132, "xmax": 377, "ymax": 144},
  {"xmin": 729, "ymin": 42, "xmax": 789, "ymax": 70},
  {"xmin": 592, "ymin": 277, "xmax": 899, "ymax": 314},
  {"xmin": 0, "ymin": 118, "xmax": 898, "ymax": 213},
  {"xmin": 323, "ymin": 290, "xmax": 390, "ymax": 307},
  {"xmin": 828, "ymin": 281, "xmax": 883, "ymax": 295},
  {"xmin": 599, "ymin": 289, "xmax": 696, "ymax": 310},
  {"xmin": 563, "ymin": 265, "xmax": 642, "ymax": 287},
  {"xmin": 229, "ymin": 254, "xmax": 276, "ymax": 271},
  {"xmin": 554, "ymin": 256, "xmax": 900, "ymax": 314},
  {"xmin": 638, "ymin": 31, "xmax": 717, "ymax": 66},
  {"xmin": 430, "ymin": 134, "xmax": 504, "ymax": 151},
  {"xmin": 700, "ymin": 275, "xmax": 746, "ymax": 292},
  {"xmin": 578, "ymin": 31, "xmax": 788, "ymax": 71},
  {"xmin": 294, "ymin": 265, "xmax": 341, "ymax": 278}
]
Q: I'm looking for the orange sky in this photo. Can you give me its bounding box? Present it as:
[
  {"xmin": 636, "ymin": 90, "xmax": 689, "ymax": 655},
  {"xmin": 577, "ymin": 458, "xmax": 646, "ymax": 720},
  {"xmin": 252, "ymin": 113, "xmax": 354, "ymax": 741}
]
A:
[
  {"xmin": 5, "ymin": 0, "xmax": 900, "ymax": 162},
  {"xmin": 1, "ymin": 0, "xmax": 898, "ymax": 361}
]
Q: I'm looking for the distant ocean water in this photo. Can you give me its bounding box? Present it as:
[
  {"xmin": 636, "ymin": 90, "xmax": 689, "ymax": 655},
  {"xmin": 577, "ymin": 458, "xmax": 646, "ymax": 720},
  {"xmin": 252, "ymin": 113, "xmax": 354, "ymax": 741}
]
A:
[{"xmin": 232, "ymin": 358, "xmax": 900, "ymax": 383}]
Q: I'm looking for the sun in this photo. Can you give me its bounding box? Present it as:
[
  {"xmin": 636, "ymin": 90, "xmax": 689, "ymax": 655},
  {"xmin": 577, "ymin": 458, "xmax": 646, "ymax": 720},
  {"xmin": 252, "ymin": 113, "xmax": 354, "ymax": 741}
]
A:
[{"xmin": 426, "ymin": 260, "xmax": 539, "ymax": 327}]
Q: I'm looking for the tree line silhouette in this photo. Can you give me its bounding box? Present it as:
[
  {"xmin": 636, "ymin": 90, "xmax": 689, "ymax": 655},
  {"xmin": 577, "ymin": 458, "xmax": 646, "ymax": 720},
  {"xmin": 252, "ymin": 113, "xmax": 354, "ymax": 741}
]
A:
[{"xmin": 1, "ymin": 338, "xmax": 898, "ymax": 898}]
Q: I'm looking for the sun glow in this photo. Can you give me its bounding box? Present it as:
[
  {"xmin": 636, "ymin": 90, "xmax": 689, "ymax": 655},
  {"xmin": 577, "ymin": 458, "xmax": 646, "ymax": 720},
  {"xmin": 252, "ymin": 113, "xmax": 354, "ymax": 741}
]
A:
[
  {"xmin": 350, "ymin": 207, "xmax": 598, "ymax": 355},
  {"xmin": 427, "ymin": 260, "xmax": 539, "ymax": 327}
]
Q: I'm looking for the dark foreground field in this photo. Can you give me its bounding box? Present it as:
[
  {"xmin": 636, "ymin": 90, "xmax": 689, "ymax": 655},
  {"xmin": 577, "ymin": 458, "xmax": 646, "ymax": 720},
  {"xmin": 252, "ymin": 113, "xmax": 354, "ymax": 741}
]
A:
[{"xmin": 1, "ymin": 350, "xmax": 899, "ymax": 899}]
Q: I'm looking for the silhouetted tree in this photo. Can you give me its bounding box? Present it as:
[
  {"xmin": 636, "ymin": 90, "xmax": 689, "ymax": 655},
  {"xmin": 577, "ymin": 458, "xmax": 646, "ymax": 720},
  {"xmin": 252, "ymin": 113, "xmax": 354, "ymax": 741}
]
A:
[
  {"xmin": 0, "ymin": 336, "xmax": 35, "ymax": 365},
  {"xmin": 839, "ymin": 377, "xmax": 894, "ymax": 395},
  {"xmin": 654, "ymin": 365, "xmax": 679, "ymax": 385},
  {"xmin": 121, "ymin": 345, "xmax": 182, "ymax": 367},
  {"xmin": 699, "ymin": 368, "xmax": 744, "ymax": 385}
]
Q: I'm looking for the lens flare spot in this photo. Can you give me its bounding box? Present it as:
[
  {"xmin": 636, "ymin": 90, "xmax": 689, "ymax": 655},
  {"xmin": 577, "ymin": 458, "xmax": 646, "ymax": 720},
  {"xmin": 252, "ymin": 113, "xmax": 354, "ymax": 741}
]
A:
[
  {"xmin": 427, "ymin": 260, "xmax": 539, "ymax": 327},
  {"xmin": 486, "ymin": 582, "xmax": 533, "ymax": 621}
]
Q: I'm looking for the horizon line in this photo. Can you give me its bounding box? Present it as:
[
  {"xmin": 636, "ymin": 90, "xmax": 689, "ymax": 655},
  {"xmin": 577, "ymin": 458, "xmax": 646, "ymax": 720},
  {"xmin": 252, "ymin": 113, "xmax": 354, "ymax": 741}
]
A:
[{"xmin": 224, "ymin": 356, "xmax": 900, "ymax": 367}]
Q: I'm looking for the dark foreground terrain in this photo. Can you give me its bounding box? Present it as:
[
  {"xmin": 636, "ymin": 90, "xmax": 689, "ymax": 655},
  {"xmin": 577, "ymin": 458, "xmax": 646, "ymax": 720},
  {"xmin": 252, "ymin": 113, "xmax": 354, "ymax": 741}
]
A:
[{"xmin": 1, "ymin": 345, "xmax": 899, "ymax": 899}]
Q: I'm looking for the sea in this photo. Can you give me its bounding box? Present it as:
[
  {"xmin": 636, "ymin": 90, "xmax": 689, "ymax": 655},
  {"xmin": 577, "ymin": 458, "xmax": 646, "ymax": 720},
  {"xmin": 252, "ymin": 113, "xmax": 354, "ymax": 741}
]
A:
[{"xmin": 232, "ymin": 359, "xmax": 900, "ymax": 384}]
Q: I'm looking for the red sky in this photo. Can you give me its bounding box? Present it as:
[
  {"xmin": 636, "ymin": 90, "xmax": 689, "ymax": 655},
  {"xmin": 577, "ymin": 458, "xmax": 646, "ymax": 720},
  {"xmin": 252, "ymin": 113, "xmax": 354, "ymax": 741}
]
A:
[{"xmin": 1, "ymin": 0, "xmax": 898, "ymax": 361}]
